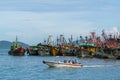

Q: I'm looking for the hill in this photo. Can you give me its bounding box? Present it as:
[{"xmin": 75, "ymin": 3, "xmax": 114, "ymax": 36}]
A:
[{"xmin": 0, "ymin": 40, "xmax": 29, "ymax": 49}]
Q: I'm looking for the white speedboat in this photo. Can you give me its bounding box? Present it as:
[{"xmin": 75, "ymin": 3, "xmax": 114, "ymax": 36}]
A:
[{"xmin": 43, "ymin": 60, "xmax": 83, "ymax": 68}]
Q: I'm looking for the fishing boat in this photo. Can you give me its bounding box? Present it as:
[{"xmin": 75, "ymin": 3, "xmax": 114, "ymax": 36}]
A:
[
  {"xmin": 8, "ymin": 37, "xmax": 25, "ymax": 56},
  {"xmin": 8, "ymin": 47, "xmax": 25, "ymax": 56},
  {"xmin": 26, "ymin": 44, "xmax": 50, "ymax": 56},
  {"xmin": 43, "ymin": 60, "xmax": 83, "ymax": 68}
]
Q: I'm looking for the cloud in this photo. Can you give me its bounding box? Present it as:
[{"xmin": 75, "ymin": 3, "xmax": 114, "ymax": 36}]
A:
[
  {"xmin": 0, "ymin": 11, "xmax": 96, "ymax": 44},
  {"xmin": 0, "ymin": 0, "xmax": 120, "ymax": 44},
  {"xmin": 0, "ymin": 0, "xmax": 117, "ymax": 12}
]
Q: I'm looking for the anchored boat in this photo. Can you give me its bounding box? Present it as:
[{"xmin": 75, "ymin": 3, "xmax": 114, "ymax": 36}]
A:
[
  {"xmin": 8, "ymin": 47, "xmax": 25, "ymax": 56},
  {"xmin": 8, "ymin": 37, "xmax": 25, "ymax": 56},
  {"xmin": 43, "ymin": 60, "xmax": 83, "ymax": 68}
]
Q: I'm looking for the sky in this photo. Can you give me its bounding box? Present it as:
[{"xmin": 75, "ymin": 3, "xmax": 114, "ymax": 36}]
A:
[{"xmin": 0, "ymin": 0, "xmax": 120, "ymax": 45}]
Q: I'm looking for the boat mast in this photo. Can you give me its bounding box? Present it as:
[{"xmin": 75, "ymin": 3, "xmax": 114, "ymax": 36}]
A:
[{"xmin": 16, "ymin": 36, "xmax": 18, "ymax": 44}]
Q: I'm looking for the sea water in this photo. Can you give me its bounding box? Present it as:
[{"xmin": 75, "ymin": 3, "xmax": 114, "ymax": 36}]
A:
[{"xmin": 0, "ymin": 49, "xmax": 120, "ymax": 80}]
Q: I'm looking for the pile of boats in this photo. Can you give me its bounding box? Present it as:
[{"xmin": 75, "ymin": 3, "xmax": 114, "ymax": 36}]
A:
[{"xmin": 8, "ymin": 30, "xmax": 120, "ymax": 59}]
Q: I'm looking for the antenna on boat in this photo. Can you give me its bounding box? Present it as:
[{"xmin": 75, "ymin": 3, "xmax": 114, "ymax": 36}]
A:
[{"xmin": 16, "ymin": 35, "xmax": 18, "ymax": 43}]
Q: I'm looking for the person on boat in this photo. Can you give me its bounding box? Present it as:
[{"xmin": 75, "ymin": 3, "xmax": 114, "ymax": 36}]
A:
[
  {"xmin": 68, "ymin": 60, "xmax": 73, "ymax": 64},
  {"xmin": 68, "ymin": 60, "xmax": 71, "ymax": 63},
  {"xmin": 64, "ymin": 60, "xmax": 67, "ymax": 63}
]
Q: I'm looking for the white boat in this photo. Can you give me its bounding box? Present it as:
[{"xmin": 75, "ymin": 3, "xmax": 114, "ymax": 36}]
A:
[{"xmin": 43, "ymin": 60, "xmax": 83, "ymax": 68}]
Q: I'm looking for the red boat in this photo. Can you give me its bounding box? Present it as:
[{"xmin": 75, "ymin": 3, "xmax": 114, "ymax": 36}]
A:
[
  {"xmin": 8, "ymin": 37, "xmax": 25, "ymax": 56},
  {"xmin": 8, "ymin": 47, "xmax": 25, "ymax": 56}
]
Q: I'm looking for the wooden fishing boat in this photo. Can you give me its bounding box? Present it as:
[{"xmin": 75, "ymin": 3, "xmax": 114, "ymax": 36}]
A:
[
  {"xmin": 26, "ymin": 46, "xmax": 39, "ymax": 56},
  {"xmin": 8, "ymin": 47, "xmax": 25, "ymax": 56},
  {"xmin": 43, "ymin": 60, "xmax": 83, "ymax": 68},
  {"xmin": 26, "ymin": 44, "xmax": 50, "ymax": 56},
  {"xmin": 8, "ymin": 37, "xmax": 25, "ymax": 56}
]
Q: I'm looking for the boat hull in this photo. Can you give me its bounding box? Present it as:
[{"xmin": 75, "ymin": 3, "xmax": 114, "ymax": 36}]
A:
[
  {"xmin": 43, "ymin": 60, "xmax": 83, "ymax": 68},
  {"xmin": 8, "ymin": 47, "xmax": 25, "ymax": 56}
]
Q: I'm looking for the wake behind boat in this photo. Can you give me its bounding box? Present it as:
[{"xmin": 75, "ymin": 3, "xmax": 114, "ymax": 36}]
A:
[{"xmin": 43, "ymin": 60, "xmax": 83, "ymax": 68}]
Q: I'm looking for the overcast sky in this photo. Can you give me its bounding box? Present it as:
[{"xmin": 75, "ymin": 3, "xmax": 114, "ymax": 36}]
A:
[{"xmin": 0, "ymin": 0, "xmax": 120, "ymax": 45}]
